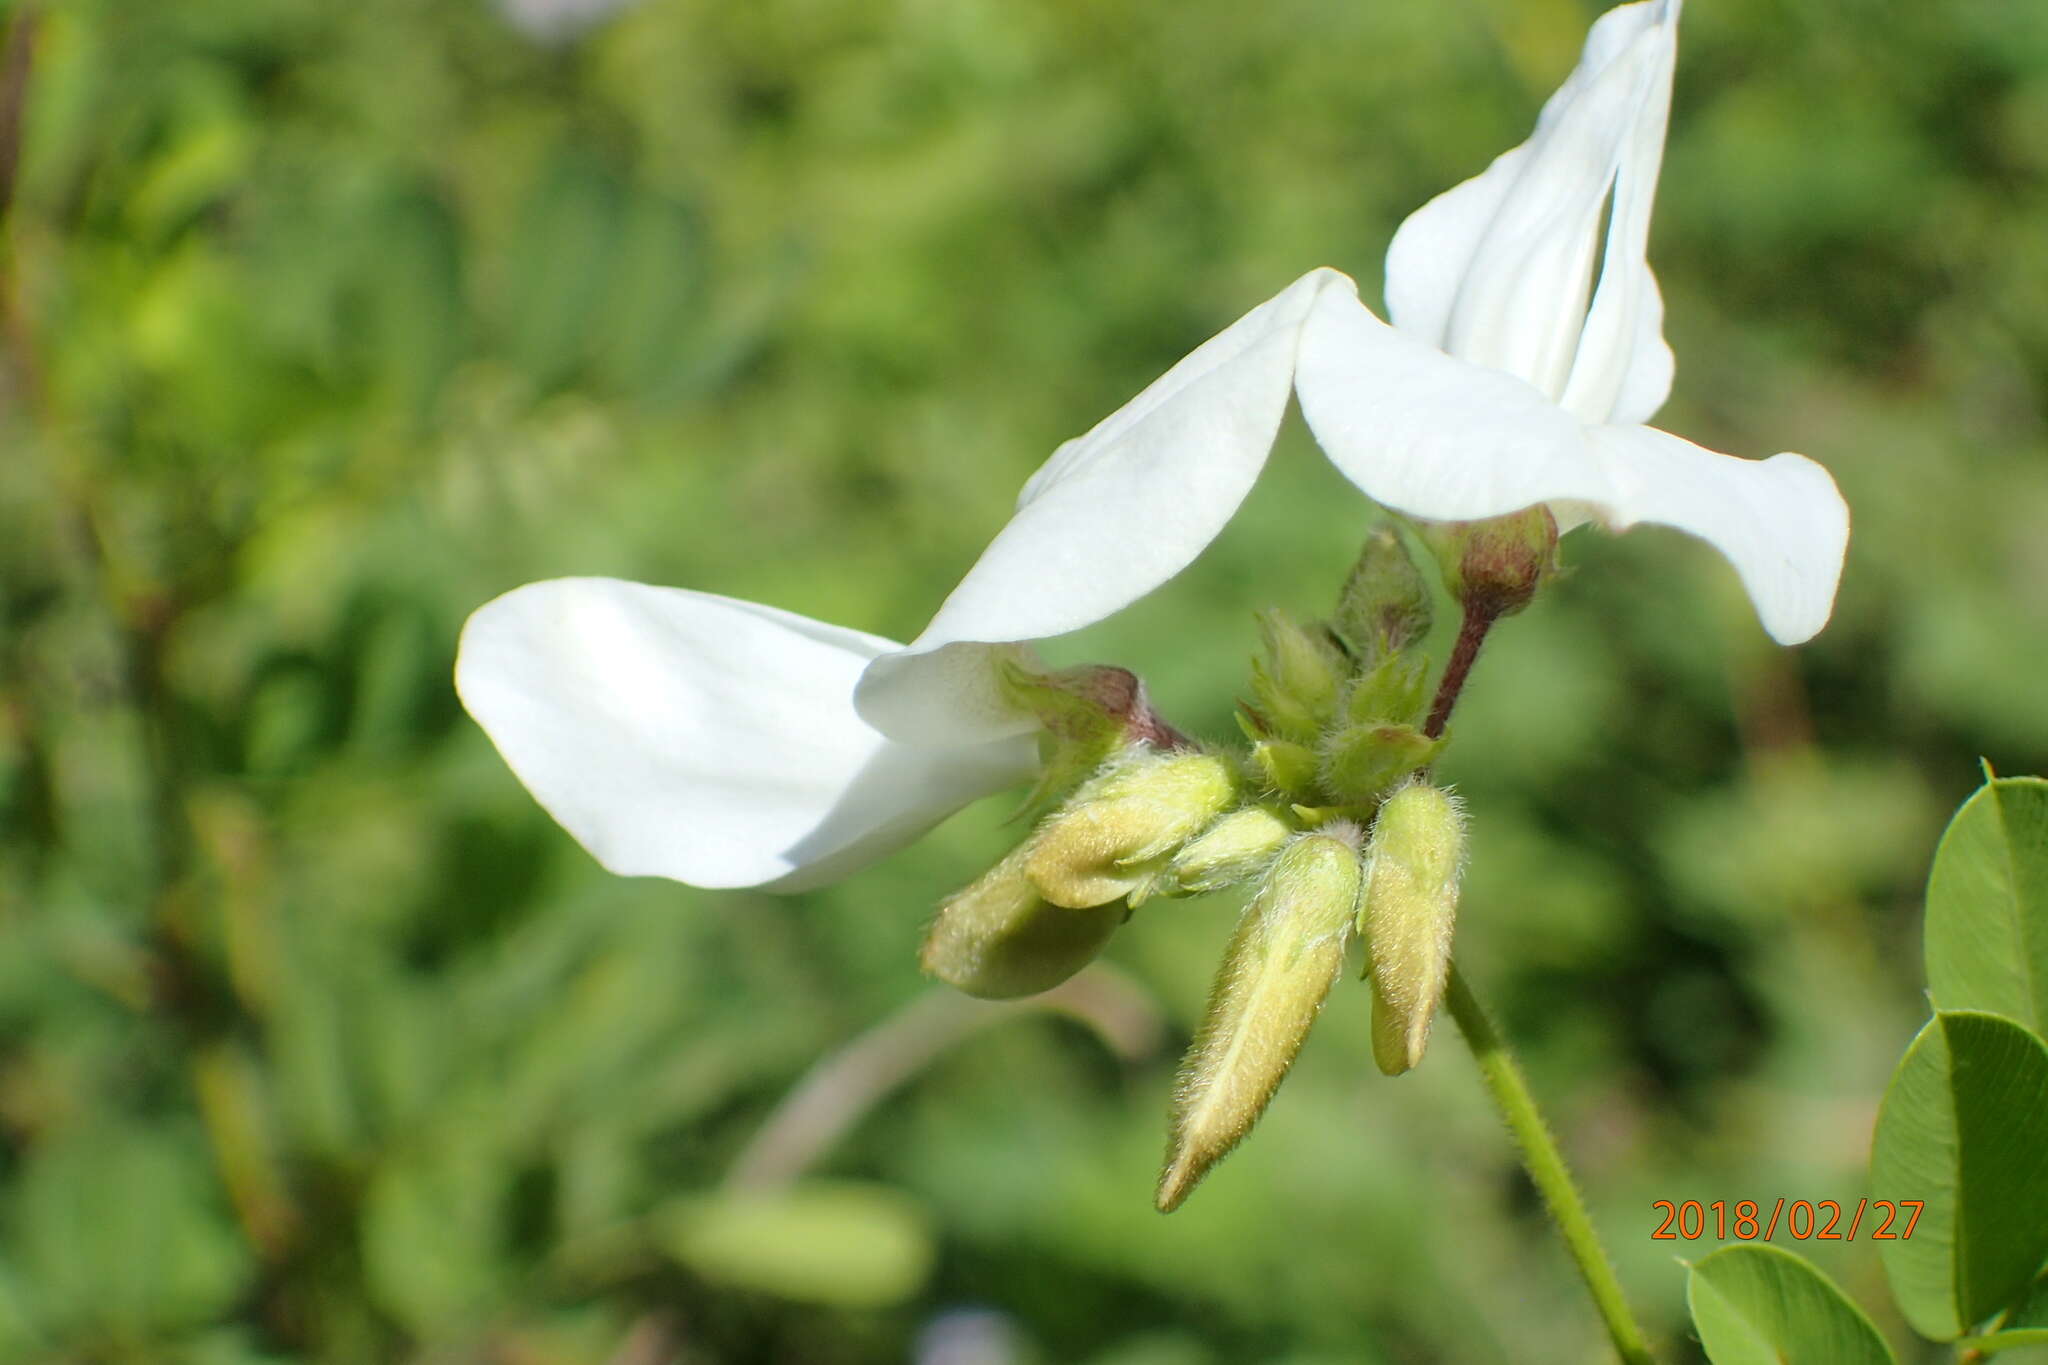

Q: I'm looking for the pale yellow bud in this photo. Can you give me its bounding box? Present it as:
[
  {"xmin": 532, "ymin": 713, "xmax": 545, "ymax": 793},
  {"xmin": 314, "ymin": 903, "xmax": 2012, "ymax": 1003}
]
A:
[
  {"xmin": 1360, "ymin": 783, "xmax": 1465, "ymax": 1076},
  {"xmin": 921, "ymin": 840, "xmax": 1122, "ymax": 1000},
  {"xmin": 1167, "ymin": 806, "xmax": 1295, "ymax": 894},
  {"xmin": 1157, "ymin": 830, "xmax": 1364, "ymax": 1212},
  {"xmin": 1026, "ymin": 752, "xmax": 1237, "ymax": 909}
]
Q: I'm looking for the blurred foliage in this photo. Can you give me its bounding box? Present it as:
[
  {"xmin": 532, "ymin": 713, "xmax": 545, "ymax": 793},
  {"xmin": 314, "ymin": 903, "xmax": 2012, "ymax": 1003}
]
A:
[{"xmin": 1, "ymin": 0, "xmax": 2046, "ymax": 1361}]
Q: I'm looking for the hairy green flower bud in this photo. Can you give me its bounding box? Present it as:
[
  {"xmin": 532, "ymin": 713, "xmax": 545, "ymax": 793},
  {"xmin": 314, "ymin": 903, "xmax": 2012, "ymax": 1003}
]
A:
[
  {"xmin": 1157, "ymin": 830, "xmax": 1364, "ymax": 1212},
  {"xmin": 1249, "ymin": 736, "xmax": 1320, "ymax": 801},
  {"xmin": 1320, "ymin": 722, "xmax": 1441, "ymax": 805},
  {"xmin": 1248, "ymin": 610, "xmax": 1348, "ymax": 743},
  {"xmin": 1167, "ymin": 805, "xmax": 1295, "ymax": 894},
  {"xmin": 1345, "ymin": 651, "xmax": 1431, "ymax": 727},
  {"xmin": 1335, "ymin": 524, "xmax": 1434, "ymax": 661},
  {"xmin": 1421, "ymin": 505, "xmax": 1559, "ymax": 620},
  {"xmin": 1026, "ymin": 752, "xmax": 1237, "ymax": 909},
  {"xmin": 1360, "ymin": 783, "xmax": 1465, "ymax": 1076},
  {"xmin": 921, "ymin": 840, "xmax": 1123, "ymax": 1000}
]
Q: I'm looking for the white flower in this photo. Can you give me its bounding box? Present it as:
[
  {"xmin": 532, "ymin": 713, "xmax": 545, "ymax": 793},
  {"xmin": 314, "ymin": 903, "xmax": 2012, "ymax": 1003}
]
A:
[
  {"xmin": 457, "ymin": 0, "xmax": 1846, "ymax": 892},
  {"xmin": 456, "ymin": 582, "xmax": 1040, "ymax": 890}
]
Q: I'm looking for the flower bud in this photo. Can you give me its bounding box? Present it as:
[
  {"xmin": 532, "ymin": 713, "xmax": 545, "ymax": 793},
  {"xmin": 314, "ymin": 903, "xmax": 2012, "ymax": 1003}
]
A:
[
  {"xmin": 1360, "ymin": 783, "xmax": 1465, "ymax": 1076},
  {"xmin": 1248, "ymin": 736, "xmax": 1320, "ymax": 801},
  {"xmin": 1421, "ymin": 505, "xmax": 1559, "ymax": 620},
  {"xmin": 1319, "ymin": 722, "xmax": 1441, "ymax": 805},
  {"xmin": 1166, "ymin": 805, "xmax": 1294, "ymax": 894},
  {"xmin": 1334, "ymin": 524, "xmax": 1434, "ymax": 661},
  {"xmin": 1157, "ymin": 830, "xmax": 1364, "ymax": 1212},
  {"xmin": 921, "ymin": 840, "xmax": 1124, "ymax": 1000},
  {"xmin": 1249, "ymin": 610, "xmax": 1348, "ymax": 743},
  {"xmin": 1344, "ymin": 651, "xmax": 1430, "ymax": 727},
  {"xmin": 1026, "ymin": 752, "xmax": 1237, "ymax": 909}
]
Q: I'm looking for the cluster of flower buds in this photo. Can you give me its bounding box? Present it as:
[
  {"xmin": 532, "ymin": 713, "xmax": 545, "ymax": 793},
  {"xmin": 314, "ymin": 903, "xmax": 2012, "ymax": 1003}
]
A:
[
  {"xmin": 917, "ymin": 522, "xmax": 1490, "ymax": 1209},
  {"xmin": 919, "ymin": 747, "xmax": 1242, "ymax": 1000},
  {"xmin": 919, "ymin": 661, "xmax": 1242, "ymax": 1000}
]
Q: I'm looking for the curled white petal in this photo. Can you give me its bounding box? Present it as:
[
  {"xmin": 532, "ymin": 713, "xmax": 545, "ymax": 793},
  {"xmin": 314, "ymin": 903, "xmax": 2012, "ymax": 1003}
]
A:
[
  {"xmin": 1383, "ymin": 141, "xmax": 1534, "ymax": 354},
  {"xmin": 1558, "ymin": 0, "xmax": 1680, "ymax": 425},
  {"xmin": 1586, "ymin": 425, "xmax": 1849, "ymax": 644},
  {"xmin": 1387, "ymin": 0, "xmax": 1678, "ymax": 415},
  {"xmin": 857, "ymin": 268, "xmax": 1347, "ymax": 744},
  {"xmin": 456, "ymin": 578, "xmax": 1037, "ymax": 890}
]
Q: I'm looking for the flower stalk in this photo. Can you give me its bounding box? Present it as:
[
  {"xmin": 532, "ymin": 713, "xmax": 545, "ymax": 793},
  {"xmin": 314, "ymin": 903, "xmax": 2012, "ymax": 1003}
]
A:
[
  {"xmin": 1423, "ymin": 600, "xmax": 1494, "ymax": 741},
  {"xmin": 1421, "ymin": 604, "xmax": 1655, "ymax": 1363},
  {"xmin": 1445, "ymin": 965, "xmax": 1658, "ymax": 1365}
]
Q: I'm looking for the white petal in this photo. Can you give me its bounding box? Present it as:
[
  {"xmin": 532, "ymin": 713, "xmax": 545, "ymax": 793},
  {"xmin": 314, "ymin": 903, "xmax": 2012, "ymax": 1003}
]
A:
[
  {"xmin": 1388, "ymin": 0, "xmax": 1678, "ymax": 403},
  {"xmin": 1296, "ymin": 285, "xmax": 1615, "ymax": 521},
  {"xmin": 856, "ymin": 268, "xmax": 1348, "ymax": 744},
  {"xmin": 1558, "ymin": 1, "xmax": 1680, "ymax": 425},
  {"xmin": 1586, "ymin": 425, "xmax": 1848, "ymax": 644},
  {"xmin": 1577, "ymin": 267, "xmax": 1675, "ymax": 429},
  {"xmin": 1383, "ymin": 142, "xmax": 1533, "ymax": 352},
  {"xmin": 456, "ymin": 578, "xmax": 1037, "ymax": 890}
]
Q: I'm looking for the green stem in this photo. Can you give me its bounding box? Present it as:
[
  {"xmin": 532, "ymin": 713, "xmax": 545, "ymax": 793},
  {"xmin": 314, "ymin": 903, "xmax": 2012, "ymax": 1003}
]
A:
[
  {"xmin": 1956, "ymin": 1305, "xmax": 2013, "ymax": 1362},
  {"xmin": 1445, "ymin": 963, "xmax": 1658, "ymax": 1365}
]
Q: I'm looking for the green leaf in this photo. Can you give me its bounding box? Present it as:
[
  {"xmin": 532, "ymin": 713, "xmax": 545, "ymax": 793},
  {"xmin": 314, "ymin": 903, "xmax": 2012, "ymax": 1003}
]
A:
[
  {"xmin": 1686, "ymin": 1244, "xmax": 1896, "ymax": 1365},
  {"xmin": 12, "ymin": 1123, "xmax": 254, "ymax": 1343},
  {"xmin": 1870, "ymin": 1011, "xmax": 2048, "ymax": 1339},
  {"xmin": 1926, "ymin": 776, "xmax": 2048, "ymax": 1034},
  {"xmin": 653, "ymin": 1181, "xmax": 935, "ymax": 1308},
  {"xmin": 0, "ymin": 1261, "xmax": 43, "ymax": 1360},
  {"xmin": 361, "ymin": 1128, "xmax": 512, "ymax": 1332},
  {"xmin": 592, "ymin": 190, "xmax": 707, "ymax": 401},
  {"xmin": 355, "ymin": 187, "xmax": 466, "ymax": 418},
  {"xmin": 499, "ymin": 149, "xmax": 625, "ymax": 389},
  {"xmin": 1959, "ymin": 1271, "xmax": 2048, "ymax": 1353},
  {"xmin": 2008, "ymin": 1270, "xmax": 2048, "ymax": 1330}
]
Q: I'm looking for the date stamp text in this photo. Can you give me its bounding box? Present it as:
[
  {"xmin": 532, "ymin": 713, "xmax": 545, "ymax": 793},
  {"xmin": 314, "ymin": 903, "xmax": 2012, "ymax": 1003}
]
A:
[{"xmin": 1651, "ymin": 1199, "xmax": 1921, "ymax": 1243}]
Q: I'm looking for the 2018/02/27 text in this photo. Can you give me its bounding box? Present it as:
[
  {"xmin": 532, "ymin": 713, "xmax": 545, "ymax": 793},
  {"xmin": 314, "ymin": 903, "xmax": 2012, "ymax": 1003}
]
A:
[{"xmin": 1651, "ymin": 1199, "xmax": 1922, "ymax": 1242}]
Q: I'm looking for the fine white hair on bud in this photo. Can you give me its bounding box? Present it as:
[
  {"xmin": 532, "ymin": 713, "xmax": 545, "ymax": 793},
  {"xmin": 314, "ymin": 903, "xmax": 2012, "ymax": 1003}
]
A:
[
  {"xmin": 1248, "ymin": 610, "xmax": 1350, "ymax": 743},
  {"xmin": 1167, "ymin": 805, "xmax": 1297, "ymax": 895},
  {"xmin": 1334, "ymin": 523, "xmax": 1434, "ymax": 661},
  {"xmin": 920, "ymin": 839, "xmax": 1123, "ymax": 1001},
  {"xmin": 1360, "ymin": 782, "xmax": 1467, "ymax": 1076},
  {"xmin": 1157, "ymin": 831, "xmax": 1364, "ymax": 1212},
  {"xmin": 1026, "ymin": 751, "xmax": 1238, "ymax": 909}
]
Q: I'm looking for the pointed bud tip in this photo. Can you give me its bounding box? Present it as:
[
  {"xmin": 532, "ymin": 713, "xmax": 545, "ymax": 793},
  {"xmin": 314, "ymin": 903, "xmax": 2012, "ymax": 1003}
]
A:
[
  {"xmin": 1369, "ymin": 989, "xmax": 1434, "ymax": 1076},
  {"xmin": 1154, "ymin": 1150, "xmax": 1203, "ymax": 1213},
  {"xmin": 1249, "ymin": 609, "xmax": 1348, "ymax": 742},
  {"xmin": 1157, "ymin": 833, "xmax": 1363, "ymax": 1210},
  {"xmin": 1337, "ymin": 524, "xmax": 1434, "ymax": 659}
]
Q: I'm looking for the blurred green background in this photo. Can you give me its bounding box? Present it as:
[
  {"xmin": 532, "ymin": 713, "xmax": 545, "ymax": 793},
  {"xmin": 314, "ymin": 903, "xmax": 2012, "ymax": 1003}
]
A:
[{"xmin": 2, "ymin": 0, "xmax": 2045, "ymax": 1360}]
